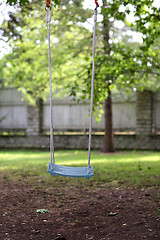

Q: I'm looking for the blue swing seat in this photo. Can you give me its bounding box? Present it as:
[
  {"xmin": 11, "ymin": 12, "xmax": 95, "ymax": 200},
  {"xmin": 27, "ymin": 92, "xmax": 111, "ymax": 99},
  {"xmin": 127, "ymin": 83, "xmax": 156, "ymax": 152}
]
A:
[{"xmin": 47, "ymin": 162, "xmax": 93, "ymax": 179}]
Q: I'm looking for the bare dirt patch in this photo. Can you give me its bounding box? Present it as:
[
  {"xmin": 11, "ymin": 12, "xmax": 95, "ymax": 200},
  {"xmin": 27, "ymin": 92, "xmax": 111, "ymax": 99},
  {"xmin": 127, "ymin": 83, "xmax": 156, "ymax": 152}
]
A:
[{"xmin": 0, "ymin": 178, "xmax": 160, "ymax": 240}]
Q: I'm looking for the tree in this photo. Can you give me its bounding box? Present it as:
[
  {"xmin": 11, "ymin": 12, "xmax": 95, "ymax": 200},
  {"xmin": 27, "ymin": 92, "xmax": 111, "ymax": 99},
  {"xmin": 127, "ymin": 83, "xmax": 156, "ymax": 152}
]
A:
[
  {"xmin": 0, "ymin": 0, "xmax": 92, "ymax": 103},
  {"xmin": 1, "ymin": 0, "xmax": 160, "ymax": 153},
  {"xmin": 68, "ymin": 0, "xmax": 160, "ymax": 152},
  {"xmin": 101, "ymin": 0, "xmax": 159, "ymax": 152}
]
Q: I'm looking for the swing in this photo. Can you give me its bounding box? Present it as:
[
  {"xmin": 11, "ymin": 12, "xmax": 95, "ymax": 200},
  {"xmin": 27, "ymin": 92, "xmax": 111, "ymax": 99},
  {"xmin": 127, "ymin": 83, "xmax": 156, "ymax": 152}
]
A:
[{"xmin": 46, "ymin": 0, "xmax": 99, "ymax": 179}]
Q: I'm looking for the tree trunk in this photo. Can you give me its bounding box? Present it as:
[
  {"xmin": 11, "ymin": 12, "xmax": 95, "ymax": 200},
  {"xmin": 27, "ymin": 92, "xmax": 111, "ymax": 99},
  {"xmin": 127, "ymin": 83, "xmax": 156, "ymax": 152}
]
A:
[
  {"xmin": 101, "ymin": 86, "xmax": 114, "ymax": 152},
  {"xmin": 101, "ymin": 0, "xmax": 115, "ymax": 152}
]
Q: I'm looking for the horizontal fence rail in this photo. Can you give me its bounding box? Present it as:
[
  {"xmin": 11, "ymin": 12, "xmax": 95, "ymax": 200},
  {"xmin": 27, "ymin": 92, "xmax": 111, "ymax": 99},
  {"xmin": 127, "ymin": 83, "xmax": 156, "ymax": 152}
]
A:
[
  {"xmin": 0, "ymin": 88, "xmax": 160, "ymax": 133},
  {"xmin": 0, "ymin": 88, "xmax": 160, "ymax": 150}
]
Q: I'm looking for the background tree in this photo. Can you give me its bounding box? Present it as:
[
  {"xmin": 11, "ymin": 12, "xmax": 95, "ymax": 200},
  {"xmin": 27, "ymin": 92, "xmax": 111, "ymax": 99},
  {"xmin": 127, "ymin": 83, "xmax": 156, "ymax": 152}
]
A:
[
  {"xmin": 0, "ymin": 0, "xmax": 92, "ymax": 103},
  {"xmin": 1, "ymin": 0, "xmax": 160, "ymax": 153},
  {"xmin": 69, "ymin": 0, "xmax": 160, "ymax": 152}
]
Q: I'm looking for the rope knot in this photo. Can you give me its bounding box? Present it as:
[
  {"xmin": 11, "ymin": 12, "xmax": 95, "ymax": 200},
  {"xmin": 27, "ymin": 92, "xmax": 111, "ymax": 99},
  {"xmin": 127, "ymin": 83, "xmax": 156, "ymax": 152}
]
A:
[
  {"xmin": 46, "ymin": 0, "xmax": 51, "ymax": 8},
  {"xmin": 95, "ymin": 0, "xmax": 99, "ymax": 7}
]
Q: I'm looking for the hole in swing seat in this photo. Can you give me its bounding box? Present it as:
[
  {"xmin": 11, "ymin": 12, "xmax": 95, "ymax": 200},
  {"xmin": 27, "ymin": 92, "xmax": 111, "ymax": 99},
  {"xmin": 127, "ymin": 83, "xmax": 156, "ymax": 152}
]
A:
[{"xmin": 47, "ymin": 162, "xmax": 93, "ymax": 179}]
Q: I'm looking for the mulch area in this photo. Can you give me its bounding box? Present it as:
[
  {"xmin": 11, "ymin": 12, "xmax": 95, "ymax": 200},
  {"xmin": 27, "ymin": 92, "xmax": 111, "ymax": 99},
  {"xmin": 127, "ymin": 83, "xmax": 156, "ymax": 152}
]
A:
[{"xmin": 0, "ymin": 177, "xmax": 160, "ymax": 240}]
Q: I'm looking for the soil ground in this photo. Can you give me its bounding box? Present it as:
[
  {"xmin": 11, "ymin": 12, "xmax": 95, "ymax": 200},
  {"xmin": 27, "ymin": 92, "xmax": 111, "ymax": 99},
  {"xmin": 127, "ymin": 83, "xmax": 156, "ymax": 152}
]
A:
[{"xmin": 0, "ymin": 177, "xmax": 160, "ymax": 240}]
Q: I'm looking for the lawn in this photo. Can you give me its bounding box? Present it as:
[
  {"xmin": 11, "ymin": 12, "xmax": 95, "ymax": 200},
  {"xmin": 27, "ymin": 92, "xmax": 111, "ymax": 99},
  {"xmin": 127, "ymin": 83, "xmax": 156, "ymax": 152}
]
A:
[
  {"xmin": 0, "ymin": 150, "xmax": 160, "ymax": 188},
  {"xmin": 1, "ymin": 150, "xmax": 160, "ymax": 239}
]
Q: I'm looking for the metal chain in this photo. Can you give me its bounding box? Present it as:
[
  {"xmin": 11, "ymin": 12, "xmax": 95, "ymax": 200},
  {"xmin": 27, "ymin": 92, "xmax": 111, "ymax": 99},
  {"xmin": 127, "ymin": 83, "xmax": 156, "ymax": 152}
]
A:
[
  {"xmin": 46, "ymin": 7, "xmax": 55, "ymax": 167},
  {"xmin": 88, "ymin": 6, "xmax": 98, "ymax": 173}
]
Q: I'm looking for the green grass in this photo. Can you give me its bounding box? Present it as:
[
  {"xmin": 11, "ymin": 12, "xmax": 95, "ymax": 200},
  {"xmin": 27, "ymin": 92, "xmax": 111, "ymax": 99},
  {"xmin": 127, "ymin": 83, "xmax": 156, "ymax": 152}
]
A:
[{"xmin": 0, "ymin": 150, "xmax": 160, "ymax": 188}]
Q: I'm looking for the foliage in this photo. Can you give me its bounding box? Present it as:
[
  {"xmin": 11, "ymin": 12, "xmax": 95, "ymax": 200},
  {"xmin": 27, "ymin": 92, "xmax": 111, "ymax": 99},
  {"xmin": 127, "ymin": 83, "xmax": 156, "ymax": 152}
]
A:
[
  {"xmin": 6, "ymin": 0, "xmax": 60, "ymax": 6},
  {"xmin": 1, "ymin": 0, "xmax": 92, "ymax": 102},
  {"xmin": 1, "ymin": 0, "xmax": 160, "ymax": 107},
  {"xmin": 68, "ymin": 0, "xmax": 160, "ymax": 116},
  {"xmin": 75, "ymin": 41, "xmax": 160, "ymax": 110},
  {"xmin": 102, "ymin": 0, "xmax": 160, "ymax": 47},
  {"xmin": 7, "ymin": 0, "xmax": 29, "ymax": 5}
]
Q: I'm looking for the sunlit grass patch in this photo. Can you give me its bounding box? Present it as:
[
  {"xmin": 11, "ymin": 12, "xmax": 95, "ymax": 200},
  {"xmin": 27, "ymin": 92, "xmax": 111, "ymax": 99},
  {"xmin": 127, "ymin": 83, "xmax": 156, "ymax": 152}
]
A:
[{"xmin": 0, "ymin": 150, "xmax": 159, "ymax": 188}]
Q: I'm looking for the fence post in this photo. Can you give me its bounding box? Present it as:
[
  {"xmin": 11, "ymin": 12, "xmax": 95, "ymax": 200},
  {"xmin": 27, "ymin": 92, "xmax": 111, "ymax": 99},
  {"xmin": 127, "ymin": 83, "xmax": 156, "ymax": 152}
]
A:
[
  {"xmin": 136, "ymin": 90, "xmax": 153, "ymax": 135},
  {"xmin": 26, "ymin": 99, "xmax": 43, "ymax": 136}
]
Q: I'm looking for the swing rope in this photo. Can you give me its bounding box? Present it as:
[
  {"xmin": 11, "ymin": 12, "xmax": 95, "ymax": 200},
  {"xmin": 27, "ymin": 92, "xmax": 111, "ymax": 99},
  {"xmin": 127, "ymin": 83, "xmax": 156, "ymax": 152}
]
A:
[
  {"xmin": 88, "ymin": 3, "xmax": 98, "ymax": 173},
  {"xmin": 46, "ymin": 7, "xmax": 55, "ymax": 168},
  {"xmin": 46, "ymin": 0, "xmax": 99, "ymax": 177}
]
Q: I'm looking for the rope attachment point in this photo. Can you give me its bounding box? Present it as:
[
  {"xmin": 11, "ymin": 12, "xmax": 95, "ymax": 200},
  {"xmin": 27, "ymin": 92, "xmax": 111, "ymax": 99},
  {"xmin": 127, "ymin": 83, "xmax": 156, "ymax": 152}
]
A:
[
  {"xmin": 46, "ymin": 0, "xmax": 51, "ymax": 8},
  {"xmin": 95, "ymin": 0, "xmax": 99, "ymax": 7}
]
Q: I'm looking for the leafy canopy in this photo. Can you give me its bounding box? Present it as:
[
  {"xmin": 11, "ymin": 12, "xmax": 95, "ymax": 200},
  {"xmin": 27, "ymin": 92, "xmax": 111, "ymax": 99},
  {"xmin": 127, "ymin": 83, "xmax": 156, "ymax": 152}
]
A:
[
  {"xmin": 6, "ymin": 0, "xmax": 60, "ymax": 6},
  {"xmin": 1, "ymin": 0, "xmax": 92, "ymax": 103},
  {"xmin": 67, "ymin": 0, "xmax": 160, "ymax": 117},
  {"xmin": 1, "ymin": 0, "xmax": 160, "ymax": 109}
]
